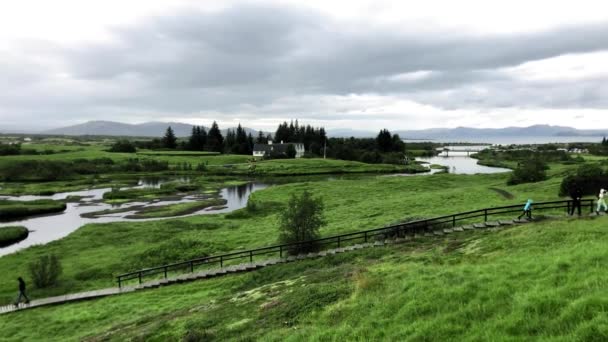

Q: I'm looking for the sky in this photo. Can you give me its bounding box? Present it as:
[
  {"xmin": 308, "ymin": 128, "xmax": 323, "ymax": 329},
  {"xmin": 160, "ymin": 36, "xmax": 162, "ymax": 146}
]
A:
[{"xmin": 1, "ymin": 0, "xmax": 608, "ymax": 132}]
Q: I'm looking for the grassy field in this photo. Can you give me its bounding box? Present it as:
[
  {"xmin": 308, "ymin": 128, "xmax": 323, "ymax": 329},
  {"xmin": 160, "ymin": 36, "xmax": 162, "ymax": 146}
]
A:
[
  {"xmin": 1, "ymin": 217, "xmax": 607, "ymax": 340},
  {"xmin": 0, "ymin": 168, "xmax": 579, "ymax": 303},
  {"xmin": 0, "ymin": 226, "xmax": 28, "ymax": 247},
  {"xmin": 0, "ymin": 199, "xmax": 67, "ymax": 220}
]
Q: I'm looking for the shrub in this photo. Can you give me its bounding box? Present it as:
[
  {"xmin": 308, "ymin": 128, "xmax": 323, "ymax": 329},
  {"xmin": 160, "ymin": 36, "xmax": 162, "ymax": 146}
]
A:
[
  {"xmin": 278, "ymin": 190, "xmax": 326, "ymax": 255},
  {"xmin": 29, "ymin": 254, "xmax": 62, "ymax": 288},
  {"xmin": 108, "ymin": 139, "xmax": 136, "ymax": 153},
  {"xmin": 559, "ymin": 164, "xmax": 608, "ymax": 196},
  {"xmin": 0, "ymin": 226, "xmax": 29, "ymax": 247}
]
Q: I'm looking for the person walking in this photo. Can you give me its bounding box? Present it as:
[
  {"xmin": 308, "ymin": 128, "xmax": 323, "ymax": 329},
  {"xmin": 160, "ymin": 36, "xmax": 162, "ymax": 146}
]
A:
[
  {"xmin": 518, "ymin": 199, "xmax": 533, "ymax": 220},
  {"xmin": 14, "ymin": 277, "xmax": 30, "ymax": 307},
  {"xmin": 569, "ymin": 184, "xmax": 583, "ymax": 216},
  {"xmin": 597, "ymin": 189, "xmax": 607, "ymax": 215}
]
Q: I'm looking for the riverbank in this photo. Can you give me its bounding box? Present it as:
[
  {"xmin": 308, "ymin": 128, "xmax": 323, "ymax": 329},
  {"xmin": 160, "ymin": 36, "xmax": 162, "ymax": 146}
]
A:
[{"xmin": 0, "ymin": 199, "xmax": 66, "ymax": 220}]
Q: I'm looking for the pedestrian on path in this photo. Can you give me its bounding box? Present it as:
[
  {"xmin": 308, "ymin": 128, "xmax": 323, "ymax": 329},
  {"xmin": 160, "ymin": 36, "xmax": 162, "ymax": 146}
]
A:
[
  {"xmin": 14, "ymin": 277, "xmax": 30, "ymax": 307},
  {"xmin": 518, "ymin": 199, "xmax": 533, "ymax": 220},
  {"xmin": 569, "ymin": 184, "xmax": 583, "ymax": 216},
  {"xmin": 597, "ymin": 189, "xmax": 607, "ymax": 214}
]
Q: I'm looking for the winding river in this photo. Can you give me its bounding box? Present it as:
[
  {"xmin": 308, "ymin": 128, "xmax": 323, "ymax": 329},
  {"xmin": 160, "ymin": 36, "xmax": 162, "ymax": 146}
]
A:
[{"xmin": 0, "ymin": 180, "xmax": 268, "ymax": 256}]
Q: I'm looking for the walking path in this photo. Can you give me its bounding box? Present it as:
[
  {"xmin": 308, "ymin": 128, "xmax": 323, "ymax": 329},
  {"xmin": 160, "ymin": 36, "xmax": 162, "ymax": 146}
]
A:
[{"xmin": 1, "ymin": 213, "xmax": 604, "ymax": 315}]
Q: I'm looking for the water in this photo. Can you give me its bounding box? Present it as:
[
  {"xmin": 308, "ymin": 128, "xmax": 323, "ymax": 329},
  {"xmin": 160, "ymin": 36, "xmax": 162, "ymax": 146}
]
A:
[
  {"xmin": 0, "ymin": 180, "xmax": 267, "ymax": 256},
  {"xmin": 417, "ymin": 152, "xmax": 511, "ymax": 174}
]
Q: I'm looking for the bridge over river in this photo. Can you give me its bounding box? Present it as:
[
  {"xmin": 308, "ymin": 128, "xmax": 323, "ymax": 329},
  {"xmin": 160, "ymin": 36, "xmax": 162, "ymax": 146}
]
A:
[{"xmin": 436, "ymin": 145, "xmax": 491, "ymax": 156}]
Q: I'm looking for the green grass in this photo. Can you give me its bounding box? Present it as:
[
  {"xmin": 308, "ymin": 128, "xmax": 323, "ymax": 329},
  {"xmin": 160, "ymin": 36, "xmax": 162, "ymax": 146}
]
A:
[
  {"xmin": 0, "ymin": 226, "xmax": 28, "ymax": 247},
  {"xmin": 0, "ymin": 169, "xmax": 576, "ymax": 303},
  {"xmin": 124, "ymin": 198, "xmax": 228, "ymax": 219},
  {"xmin": 0, "ymin": 199, "xmax": 66, "ymax": 220},
  {"xmin": 2, "ymin": 218, "xmax": 608, "ymax": 340}
]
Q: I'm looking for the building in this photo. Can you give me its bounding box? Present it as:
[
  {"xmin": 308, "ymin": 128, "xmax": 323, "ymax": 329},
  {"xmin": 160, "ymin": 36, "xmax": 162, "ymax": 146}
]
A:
[{"xmin": 253, "ymin": 141, "xmax": 305, "ymax": 158}]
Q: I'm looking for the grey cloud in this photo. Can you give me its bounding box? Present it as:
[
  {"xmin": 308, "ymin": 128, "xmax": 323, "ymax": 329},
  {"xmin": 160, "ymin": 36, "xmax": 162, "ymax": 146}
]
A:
[{"xmin": 3, "ymin": 3, "xmax": 608, "ymax": 130}]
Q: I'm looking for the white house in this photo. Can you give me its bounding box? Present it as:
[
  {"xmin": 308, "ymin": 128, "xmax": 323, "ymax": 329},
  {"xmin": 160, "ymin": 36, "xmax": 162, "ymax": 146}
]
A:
[{"xmin": 253, "ymin": 140, "xmax": 305, "ymax": 158}]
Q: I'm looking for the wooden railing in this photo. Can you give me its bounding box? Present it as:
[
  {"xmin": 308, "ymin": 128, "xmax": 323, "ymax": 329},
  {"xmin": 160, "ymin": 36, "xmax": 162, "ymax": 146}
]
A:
[{"xmin": 116, "ymin": 199, "xmax": 596, "ymax": 287}]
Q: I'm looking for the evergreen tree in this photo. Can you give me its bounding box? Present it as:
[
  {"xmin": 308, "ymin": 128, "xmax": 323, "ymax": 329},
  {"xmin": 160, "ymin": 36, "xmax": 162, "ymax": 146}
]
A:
[
  {"xmin": 206, "ymin": 121, "xmax": 224, "ymax": 152},
  {"xmin": 247, "ymin": 133, "xmax": 255, "ymax": 154},
  {"xmin": 256, "ymin": 130, "xmax": 266, "ymax": 143},
  {"xmin": 197, "ymin": 126, "xmax": 207, "ymax": 150},
  {"xmin": 376, "ymin": 129, "xmax": 392, "ymax": 152},
  {"xmin": 188, "ymin": 126, "xmax": 199, "ymax": 150},
  {"xmin": 225, "ymin": 129, "xmax": 236, "ymax": 153},
  {"xmin": 235, "ymin": 123, "xmax": 248, "ymax": 154},
  {"xmin": 162, "ymin": 126, "xmax": 177, "ymax": 149}
]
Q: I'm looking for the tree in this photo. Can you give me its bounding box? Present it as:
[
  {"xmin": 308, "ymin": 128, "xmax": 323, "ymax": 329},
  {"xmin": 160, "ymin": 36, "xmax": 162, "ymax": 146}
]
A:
[
  {"xmin": 162, "ymin": 126, "xmax": 177, "ymax": 149},
  {"xmin": 278, "ymin": 191, "xmax": 326, "ymax": 254},
  {"xmin": 376, "ymin": 129, "xmax": 393, "ymax": 152},
  {"xmin": 507, "ymin": 158, "xmax": 548, "ymax": 185},
  {"xmin": 206, "ymin": 121, "xmax": 224, "ymax": 152},
  {"xmin": 29, "ymin": 254, "xmax": 62, "ymax": 288},
  {"xmin": 108, "ymin": 139, "xmax": 136, "ymax": 153},
  {"xmin": 286, "ymin": 144, "xmax": 297, "ymax": 158},
  {"xmin": 256, "ymin": 130, "xmax": 266, "ymax": 143}
]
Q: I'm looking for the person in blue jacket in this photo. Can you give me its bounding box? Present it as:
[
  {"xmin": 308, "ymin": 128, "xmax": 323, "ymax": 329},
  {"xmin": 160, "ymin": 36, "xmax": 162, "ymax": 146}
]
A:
[{"xmin": 518, "ymin": 199, "xmax": 533, "ymax": 220}]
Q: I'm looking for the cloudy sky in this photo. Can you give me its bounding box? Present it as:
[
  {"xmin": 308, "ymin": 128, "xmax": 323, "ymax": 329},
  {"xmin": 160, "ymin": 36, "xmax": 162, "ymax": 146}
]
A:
[{"xmin": 1, "ymin": 0, "xmax": 608, "ymax": 132}]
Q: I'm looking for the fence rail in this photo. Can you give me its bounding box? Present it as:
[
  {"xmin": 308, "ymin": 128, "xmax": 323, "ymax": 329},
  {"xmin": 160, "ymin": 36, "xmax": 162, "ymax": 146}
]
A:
[{"xmin": 116, "ymin": 199, "xmax": 596, "ymax": 287}]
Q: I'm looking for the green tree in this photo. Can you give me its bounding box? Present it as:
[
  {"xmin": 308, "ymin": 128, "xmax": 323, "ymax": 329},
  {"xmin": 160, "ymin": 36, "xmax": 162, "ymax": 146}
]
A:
[
  {"xmin": 286, "ymin": 144, "xmax": 297, "ymax": 158},
  {"xmin": 256, "ymin": 130, "xmax": 266, "ymax": 143},
  {"xmin": 278, "ymin": 191, "xmax": 326, "ymax": 254},
  {"xmin": 206, "ymin": 121, "xmax": 224, "ymax": 152},
  {"xmin": 162, "ymin": 126, "xmax": 177, "ymax": 149},
  {"xmin": 376, "ymin": 129, "xmax": 393, "ymax": 152},
  {"xmin": 29, "ymin": 254, "xmax": 62, "ymax": 288},
  {"xmin": 507, "ymin": 158, "xmax": 548, "ymax": 185}
]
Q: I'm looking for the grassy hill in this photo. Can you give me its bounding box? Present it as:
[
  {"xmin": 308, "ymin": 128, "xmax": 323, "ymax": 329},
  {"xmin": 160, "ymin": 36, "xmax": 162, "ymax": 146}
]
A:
[{"xmin": 1, "ymin": 217, "xmax": 607, "ymax": 340}]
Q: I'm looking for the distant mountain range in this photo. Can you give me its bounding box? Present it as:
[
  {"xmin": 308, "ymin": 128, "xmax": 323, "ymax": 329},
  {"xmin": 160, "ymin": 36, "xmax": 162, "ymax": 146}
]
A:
[
  {"xmin": 40, "ymin": 121, "xmax": 262, "ymax": 137},
  {"xmin": 2, "ymin": 121, "xmax": 607, "ymax": 140},
  {"xmin": 329, "ymin": 125, "xmax": 608, "ymax": 139}
]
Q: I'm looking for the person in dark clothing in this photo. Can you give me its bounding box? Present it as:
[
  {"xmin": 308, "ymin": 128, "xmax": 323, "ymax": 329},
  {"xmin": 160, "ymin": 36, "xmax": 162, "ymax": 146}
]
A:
[
  {"xmin": 14, "ymin": 277, "xmax": 30, "ymax": 307},
  {"xmin": 569, "ymin": 185, "xmax": 583, "ymax": 216}
]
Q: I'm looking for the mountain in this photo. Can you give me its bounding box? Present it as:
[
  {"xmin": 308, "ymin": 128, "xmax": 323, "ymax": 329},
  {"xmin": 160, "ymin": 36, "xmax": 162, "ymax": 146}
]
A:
[
  {"xmin": 395, "ymin": 125, "xmax": 608, "ymax": 139},
  {"xmin": 41, "ymin": 121, "xmax": 263, "ymax": 137}
]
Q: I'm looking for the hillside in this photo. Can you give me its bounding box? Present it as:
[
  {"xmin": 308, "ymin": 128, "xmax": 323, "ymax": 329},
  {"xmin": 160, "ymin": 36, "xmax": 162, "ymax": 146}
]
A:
[
  {"xmin": 1, "ymin": 217, "xmax": 607, "ymax": 340},
  {"xmin": 41, "ymin": 121, "xmax": 262, "ymax": 137}
]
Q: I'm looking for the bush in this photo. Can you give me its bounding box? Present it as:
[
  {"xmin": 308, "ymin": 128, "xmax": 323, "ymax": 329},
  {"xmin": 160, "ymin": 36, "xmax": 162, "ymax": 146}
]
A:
[
  {"xmin": 559, "ymin": 164, "xmax": 608, "ymax": 197},
  {"xmin": 29, "ymin": 254, "xmax": 62, "ymax": 288},
  {"xmin": 108, "ymin": 139, "xmax": 136, "ymax": 153},
  {"xmin": 507, "ymin": 158, "xmax": 548, "ymax": 185},
  {"xmin": 278, "ymin": 191, "xmax": 326, "ymax": 255}
]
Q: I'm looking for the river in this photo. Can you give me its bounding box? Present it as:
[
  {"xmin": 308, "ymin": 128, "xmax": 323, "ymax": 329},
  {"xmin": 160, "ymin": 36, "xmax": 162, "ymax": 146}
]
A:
[{"xmin": 0, "ymin": 179, "xmax": 268, "ymax": 256}]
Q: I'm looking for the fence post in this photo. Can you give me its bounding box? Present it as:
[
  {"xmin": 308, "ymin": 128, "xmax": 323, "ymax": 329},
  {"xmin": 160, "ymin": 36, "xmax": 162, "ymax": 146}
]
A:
[
  {"xmin": 138, "ymin": 272, "xmax": 142, "ymax": 284},
  {"xmin": 220, "ymin": 256, "xmax": 223, "ymax": 268},
  {"xmin": 279, "ymin": 246, "xmax": 283, "ymax": 258},
  {"xmin": 164, "ymin": 266, "xmax": 167, "ymax": 279},
  {"xmin": 590, "ymin": 199, "xmax": 594, "ymax": 214},
  {"xmin": 250, "ymin": 251, "xmax": 253, "ymax": 263},
  {"xmin": 566, "ymin": 201, "xmax": 570, "ymax": 215},
  {"xmin": 364, "ymin": 231, "xmax": 368, "ymax": 243},
  {"xmin": 190, "ymin": 261, "xmax": 193, "ymax": 273},
  {"xmin": 452, "ymin": 215, "xmax": 456, "ymax": 227},
  {"xmin": 337, "ymin": 236, "xmax": 341, "ymax": 248},
  {"xmin": 118, "ymin": 278, "xmax": 121, "ymax": 288},
  {"xmin": 484, "ymin": 209, "xmax": 488, "ymax": 222}
]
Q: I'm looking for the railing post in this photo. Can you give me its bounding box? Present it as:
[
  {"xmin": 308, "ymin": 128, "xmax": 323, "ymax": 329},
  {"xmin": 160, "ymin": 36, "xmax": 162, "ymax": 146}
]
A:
[
  {"xmin": 590, "ymin": 199, "xmax": 594, "ymax": 214},
  {"xmin": 484, "ymin": 209, "xmax": 488, "ymax": 222},
  {"xmin": 250, "ymin": 251, "xmax": 253, "ymax": 263},
  {"xmin": 566, "ymin": 201, "xmax": 570, "ymax": 215},
  {"xmin": 138, "ymin": 272, "xmax": 142, "ymax": 284},
  {"xmin": 337, "ymin": 236, "xmax": 341, "ymax": 248},
  {"xmin": 164, "ymin": 267, "xmax": 167, "ymax": 279},
  {"xmin": 279, "ymin": 246, "xmax": 283, "ymax": 258},
  {"xmin": 452, "ymin": 215, "xmax": 456, "ymax": 227},
  {"xmin": 364, "ymin": 231, "xmax": 368, "ymax": 242},
  {"xmin": 220, "ymin": 256, "xmax": 223, "ymax": 268},
  {"xmin": 190, "ymin": 261, "xmax": 193, "ymax": 273},
  {"xmin": 118, "ymin": 278, "xmax": 121, "ymax": 288}
]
